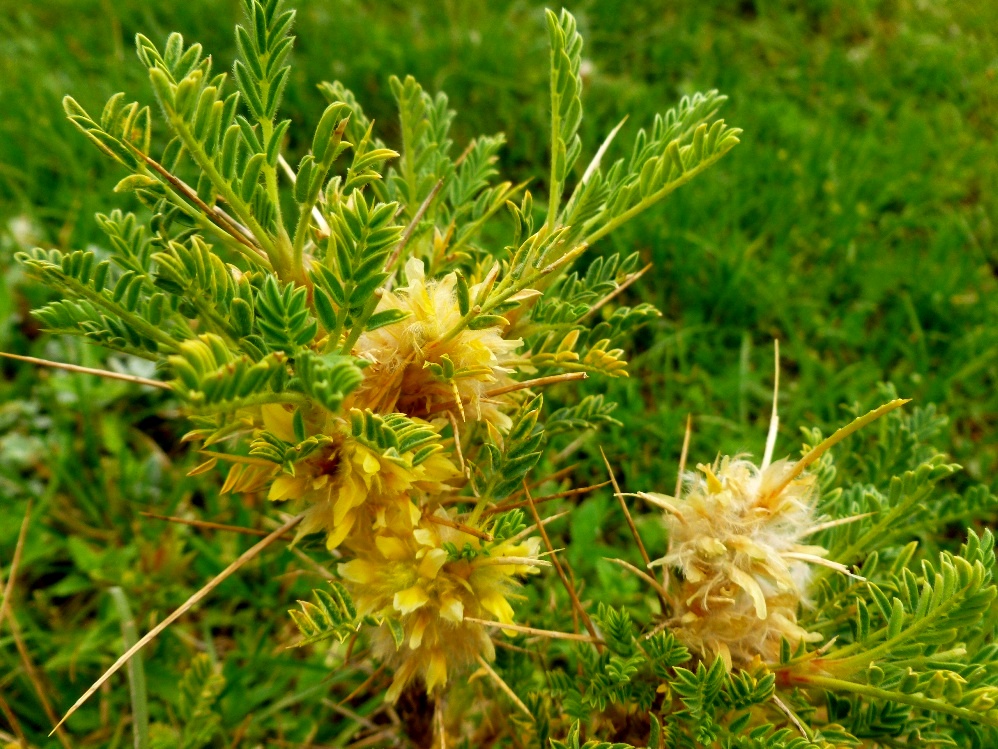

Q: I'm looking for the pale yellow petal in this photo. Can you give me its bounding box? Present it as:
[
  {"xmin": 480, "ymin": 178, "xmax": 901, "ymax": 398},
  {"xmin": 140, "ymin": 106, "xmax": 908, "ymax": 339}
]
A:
[
  {"xmin": 697, "ymin": 537, "xmax": 727, "ymax": 557},
  {"xmin": 418, "ymin": 548, "xmax": 449, "ymax": 580},
  {"xmin": 333, "ymin": 477, "xmax": 365, "ymax": 524},
  {"xmin": 361, "ymin": 450, "xmax": 381, "ymax": 475},
  {"xmin": 413, "ymin": 528, "xmax": 436, "ymax": 547},
  {"xmin": 403, "ymin": 257, "xmax": 425, "ymax": 283},
  {"xmin": 729, "ymin": 566, "xmax": 767, "ymax": 619},
  {"xmin": 338, "ymin": 558, "xmax": 376, "ymax": 585},
  {"xmin": 325, "ymin": 511, "xmax": 355, "ymax": 550},
  {"xmin": 408, "ymin": 501, "xmax": 422, "ymax": 526},
  {"xmin": 261, "ymin": 404, "xmax": 297, "ymax": 443},
  {"xmin": 393, "ymin": 585, "xmax": 429, "ymax": 615},
  {"xmin": 409, "ymin": 615, "xmax": 428, "ymax": 649},
  {"xmin": 716, "ymin": 641, "xmax": 733, "ymax": 672},
  {"xmin": 424, "ymin": 650, "xmax": 448, "ymax": 693},
  {"xmin": 376, "ymin": 535, "xmax": 410, "ymax": 561},
  {"xmin": 268, "ymin": 475, "xmax": 300, "ymax": 502},
  {"xmin": 385, "ymin": 658, "xmax": 420, "ymax": 704},
  {"xmin": 440, "ymin": 596, "xmax": 464, "ymax": 623},
  {"xmin": 700, "ymin": 463, "xmax": 723, "ymax": 494},
  {"xmin": 480, "ymin": 591, "xmax": 514, "ymax": 625}
]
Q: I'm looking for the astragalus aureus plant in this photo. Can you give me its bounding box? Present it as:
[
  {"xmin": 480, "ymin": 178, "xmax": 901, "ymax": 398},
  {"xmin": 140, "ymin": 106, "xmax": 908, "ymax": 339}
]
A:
[
  {"xmin": 15, "ymin": 0, "xmax": 743, "ymax": 743},
  {"xmin": 19, "ymin": 1, "xmax": 998, "ymax": 747}
]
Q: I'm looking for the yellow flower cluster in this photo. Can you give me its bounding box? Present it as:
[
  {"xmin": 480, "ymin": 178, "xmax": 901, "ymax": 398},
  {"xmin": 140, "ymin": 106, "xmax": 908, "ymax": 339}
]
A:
[
  {"xmin": 260, "ymin": 405, "xmax": 458, "ymax": 549},
  {"xmin": 644, "ymin": 456, "xmax": 826, "ymax": 670},
  {"xmin": 340, "ymin": 510, "xmax": 543, "ymax": 700},
  {"xmin": 217, "ymin": 404, "xmax": 456, "ymax": 548},
  {"xmin": 219, "ymin": 258, "xmax": 542, "ymax": 700}
]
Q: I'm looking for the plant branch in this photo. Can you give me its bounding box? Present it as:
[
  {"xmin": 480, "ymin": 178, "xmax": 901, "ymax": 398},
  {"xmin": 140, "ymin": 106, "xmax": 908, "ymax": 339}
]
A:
[
  {"xmin": 798, "ymin": 673, "xmax": 998, "ymax": 729},
  {"xmin": 523, "ymin": 481, "xmax": 601, "ymax": 647},
  {"xmin": 582, "ymin": 147, "xmax": 736, "ymax": 247}
]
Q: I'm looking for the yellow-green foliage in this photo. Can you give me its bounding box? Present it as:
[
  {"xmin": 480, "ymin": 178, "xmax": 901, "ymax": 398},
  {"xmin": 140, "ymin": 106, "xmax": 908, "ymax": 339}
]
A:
[{"xmin": 7, "ymin": 1, "xmax": 998, "ymax": 747}]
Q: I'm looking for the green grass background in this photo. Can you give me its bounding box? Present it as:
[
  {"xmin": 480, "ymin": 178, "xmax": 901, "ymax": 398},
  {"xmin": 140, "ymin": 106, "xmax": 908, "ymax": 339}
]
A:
[{"xmin": 1, "ymin": 0, "xmax": 997, "ymax": 745}]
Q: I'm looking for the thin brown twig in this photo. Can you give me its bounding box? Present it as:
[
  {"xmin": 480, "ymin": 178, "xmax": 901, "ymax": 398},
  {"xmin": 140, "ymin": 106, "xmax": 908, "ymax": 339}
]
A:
[
  {"xmin": 481, "ymin": 372, "xmax": 587, "ymax": 399},
  {"xmin": 475, "ymin": 655, "xmax": 533, "ymax": 719},
  {"xmin": 284, "ymin": 547, "xmax": 337, "ymax": 582},
  {"xmin": 491, "ymin": 638, "xmax": 534, "ymax": 654},
  {"xmin": 600, "ymin": 449, "xmax": 651, "ymax": 569},
  {"xmin": 343, "ymin": 632, "xmax": 359, "ymax": 664},
  {"xmin": 804, "ymin": 513, "xmax": 875, "ymax": 536},
  {"xmin": 772, "ymin": 694, "xmax": 809, "ymax": 738},
  {"xmin": 0, "ymin": 352, "xmax": 169, "ymax": 389},
  {"xmin": 345, "ymin": 729, "xmax": 399, "ymax": 749},
  {"xmin": 600, "ymin": 449, "xmax": 670, "ymax": 610},
  {"xmin": 474, "ymin": 556, "xmax": 551, "ymax": 568},
  {"xmin": 137, "ymin": 149, "xmax": 265, "ymax": 258},
  {"xmin": 386, "ymin": 714, "xmax": 404, "ymax": 739},
  {"xmin": 434, "ymin": 478, "xmax": 568, "ymax": 512},
  {"xmin": 338, "ymin": 663, "xmax": 388, "ymax": 707},
  {"xmin": 453, "ymin": 139, "xmax": 477, "ymax": 167},
  {"xmin": 465, "ymin": 617, "xmax": 603, "ymax": 644},
  {"xmin": 641, "ymin": 617, "xmax": 672, "ymax": 641},
  {"xmin": 434, "ymin": 696, "xmax": 446, "ymax": 749},
  {"xmin": 551, "ymin": 431, "xmax": 591, "ymax": 465},
  {"xmin": 767, "ymin": 399, "xmax": 910, "ymax": 500},
  {"xmin": 516, "ymin": 464, "xmax": 579, "ymax": 495},
  {"xmin": 7, "ymin": 615, "xmax": 72, "ymax": 749},
  {"xmin": 322, "ymin": 699, "xmax": 379, "ymax": 732},
  {"xmin": 424, "ymin": 513, "xmax": 492, "ymax": 541},
  {"xmin": 226, "ymin": 714, "xmax": 253, "ymax": 749},
  {"xmin": 267, "ymin": 740, "xmax": 340, "ymax": 749},
  {"xmin": 139, "ymin": 511, "xmax": 295, "ymax": 540},
  {"xmin": 51, "ymin": 513, "xmax": 304, "ymax": 735},
  {"xmin": 603, "ymin": 558, "xmax": 670, "ymax": 600},
  {"xmin": 522, "ymin": 482, "xmax": 601, "ymax": 647},
  {"xmin": 0, "ymin": 502, "xmax": 63, "ymax": 748},
  {"xmin": 424, "ymin": 373, "xmax": 587, "ymax": 416},
  {"xmin": 386, "ymin": 178, "xmax": 445, "ymax": 271},
  {"xmin": 577, "ymin": 263, "xmax": 652, "ymax": 322},
  {"xmin": 507, "ymin": 510, "xmax": 570, "ymax": 545},
  {"xmin": 0, "ymin": 691, "xmax": 28, "ymax": 748},
  {"xmin": 485, "ymin": 481, "xmax": 610, "ymax": 515}
]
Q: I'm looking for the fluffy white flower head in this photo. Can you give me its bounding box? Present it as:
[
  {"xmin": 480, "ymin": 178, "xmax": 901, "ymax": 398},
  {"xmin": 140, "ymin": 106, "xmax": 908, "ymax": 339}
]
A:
[
  {"xmin": 641, "ymin": 343, "xmax": 895, "ymax": 669},
  {"xmin": 647, "ymin": 454, "xmax": 825, "ymax": 669}
]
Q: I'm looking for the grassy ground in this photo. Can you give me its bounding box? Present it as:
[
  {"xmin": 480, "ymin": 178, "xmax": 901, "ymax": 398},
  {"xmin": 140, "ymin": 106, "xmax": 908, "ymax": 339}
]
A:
[{"xmin": 2, "ymin": 0, "xmax": 997, "ymax": 745}]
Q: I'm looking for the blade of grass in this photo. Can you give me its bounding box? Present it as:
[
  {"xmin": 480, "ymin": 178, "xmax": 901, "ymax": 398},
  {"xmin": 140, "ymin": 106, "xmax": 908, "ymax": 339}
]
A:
[
  {"xmin": 51, "ymin": 512, "xmax": 304, "ymax": 735},
  {"xmin": 0, "ymin": 500, "xmax": 32, "ymax": 641},
  {"xmin": 109, "ymin": 587, "xmax": 149, "ymax": 749}
]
